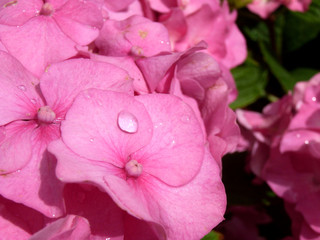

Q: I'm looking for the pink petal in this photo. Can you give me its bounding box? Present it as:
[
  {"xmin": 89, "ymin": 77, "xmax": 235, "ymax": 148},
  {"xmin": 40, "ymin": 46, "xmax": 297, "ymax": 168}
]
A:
[
  {"xmin": 296, "ymin": 192, "xmax": 320, "ymax": 233},
  {"xmin": 0, "ymin": 51, "xmax": 42, "ymax": 125},
  {"xmin": 0, "ymin": 194, "xmax": 45, "ymax": 238},
  {"xmin": 0, "ymin": 121, "xmax": 34, "ymax": 174},
  {"xmin": 0, "ymin": 0, "xmax": 42, "ymax": 26},
  {"xmin": 134, "ymin": 93, "xmax": 205, "ymax": 186},
  {"xmin": 136, "ymin": 41, "xmax": 207, "ymax": 92},
  {"xmin": 0, "ymin": 17, "xmax": 77, "ymax": 77},
  {"xmin": 0, "ymin": 138, "xmax": 65, "ymax": 218},
  {"xmin": 247, "ymin": 0, "xmax": 280, "ymax": 19},
  {"xmin": 63, "ymin": 183, "xmax": 125, "ymax": 239},
  {"xmin": 105, "ymin": 147, "xmax": 226, "ymax": 239},
  {"xmin": 89, "ymin": 54, "xmax": 149, "ymax": 94},
  {"xmin": 29, "ymin": 215, "xmax": 91, "ymax": 240},
  {"xmin": 104, "ymin": 0, "xmax": 136, "ymax": 11},
  {"xmin": 40, "ymin": 58, "xmax": 133, "ymax": 117},
  {"xmin": 60, "ymin": 89, "xmax": 153, "ymax": 167},
  {"xmin": 53, "ymin": 0, "xmax": 103, "ymax": 45}
]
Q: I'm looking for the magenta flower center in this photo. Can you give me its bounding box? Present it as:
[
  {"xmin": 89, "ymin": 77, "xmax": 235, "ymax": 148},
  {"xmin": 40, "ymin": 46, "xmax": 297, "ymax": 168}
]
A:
[
  {"xmin": 40, "ymin": 2, "xmax": 54, "ymax": 16},
  {"xmin": 125, "ymin": 159, "xmax": 143, "ymax": 178},
  {"xmin": 37, "ymin": 106, "xmax": 56, "ymax": 123}
]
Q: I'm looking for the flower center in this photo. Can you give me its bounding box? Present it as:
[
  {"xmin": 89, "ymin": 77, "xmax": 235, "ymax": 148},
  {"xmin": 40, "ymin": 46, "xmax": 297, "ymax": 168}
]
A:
[
  {"xmin": 37, "ymin": 106, "xmax": 56, "ymax": 123},
  {"xmin": 125, "ymin": 159, "xmax": 143, "ymax": 178},
  {"xmin": 40, "ymin": 2, "xmax": 54, "ymax": 16}
]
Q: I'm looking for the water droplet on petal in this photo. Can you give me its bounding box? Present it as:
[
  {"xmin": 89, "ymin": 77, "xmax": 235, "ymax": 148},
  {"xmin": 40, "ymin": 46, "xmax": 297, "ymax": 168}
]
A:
[
  {"xmin": 89, "ymin": 138, "xmax": 94, "ymax": 142},
  {"xmin": 305, "ymin": 140, "xmax": 309, "ymax": 145},
  {"xmin": 30, "ymin": 98, "xmax": 37, "ymax": 104},
  {"xmin": 296, "ymin": 134, "xmax": 301, "ymax": 138},
  {"xmin": 312, "ymin": 96, "xmax": 317, "ymax": 102},
  {"xmin": 180, "ymin": 115, "xmax": 190, "ymax": 123},
  {"xmin": 117, "ymin": 111, "xmax": 138, "ymax": 133},
  {"xmin": 162, "ymin": 133, "xmax": 176, "ymax": 148},
  {"xmin": 17, "ymin": 85, "xmax": 26, "ymax": 91},
  {"xmin": 22, "ymin": 9, "xmax": 25, "ymax": 12}
]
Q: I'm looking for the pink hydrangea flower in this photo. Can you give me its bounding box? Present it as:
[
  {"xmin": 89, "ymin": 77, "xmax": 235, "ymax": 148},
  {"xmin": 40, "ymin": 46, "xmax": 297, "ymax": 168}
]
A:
[
  {"xmin": 95, "ymin": 15, "xmax": 171, "ymax": 57},
  {"xmin": 137, "ymin": 43, "xmax": 240, "ymax": 165},
  {"xmin": 48, "ymin": 89, "xmax": 226, "ymax": 239},
  {"xmin": 148, "ymin": 0, "xmax": 247, "ymax": 68},
  {"xmin": 0, "ymin": 0, "xmax": 103, "ymax": 76},
  {"xmin": 247, "ymin": 0, "xmax": 311, "ymax": 19},
  {"xmin": 0, "ymin": 51, "xmax": 132, "ymax": 217},
  {"xmin": 238, "ymin": 73, "xmax": 320, "ymax": 238}
]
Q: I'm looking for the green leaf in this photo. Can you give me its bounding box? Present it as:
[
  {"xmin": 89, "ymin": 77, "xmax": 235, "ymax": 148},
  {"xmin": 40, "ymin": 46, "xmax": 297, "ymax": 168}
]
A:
[
  {"xmin": 283, "ymin": 0, "xmax": 320, "ymax": 52},
  {"xmin": 291, "ymin": 68, "xmax": 319, "ymax": 82},
  {"xmin": 230, "ymin": 60, "xmax": 268, "ymax": 109},
  {"xmin": 243, "ymin": 21, "xmax": 270, "ymax": 43},
  {"xmin": 201, "ymin": 231, "xmax": 223, "ymax": 240},
  {"xmin": 259, "ymin": 42, "xmax": 297, "ymax": 91}
]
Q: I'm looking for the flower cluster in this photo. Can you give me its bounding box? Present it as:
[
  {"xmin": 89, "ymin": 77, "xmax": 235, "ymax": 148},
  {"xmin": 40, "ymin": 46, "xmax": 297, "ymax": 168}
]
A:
[
  {"xmin": 238, "ymin": 73, "xmax": 320, "ymax": 239},
  {"xmin": 0, "ymin": 0, "xmax": 245, "ymax": 239}
]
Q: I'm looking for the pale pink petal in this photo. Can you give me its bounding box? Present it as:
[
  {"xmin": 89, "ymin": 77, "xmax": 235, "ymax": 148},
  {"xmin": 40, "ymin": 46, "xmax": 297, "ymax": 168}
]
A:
[
  {"xmin": 40, "ymin": 58, "xmax": 133, "ymax": 117},
  {"xmin": 53, "ymin": 0, "xmax": 103, "ymax": 45},
  {"xmin": 30, "ymin": 215, "xmax": 91, "ymax": 240},
  {"xmin": 0, "ymin": 51, "xmax": 42, "ymax": 125},
  {"xmin": 159, "ymin": 8, "xmax": 187, "ymax": 44},
  {"xmin": 60, "ymin": 89, "xmax": 152, "ymax": 167},
  {"xmin": 0, "ymin": 137, "xmax": 64, "ymax": 218},
  {"xmin": 89, "ymin": 54, "xmax": 149, "ymax": 94},
  {"xmin": 134, "ymin": 93, "xmax": 205, "ymax": 186},
  {"xmin": 136, "ymin": 41, "xmax": 207, "ymax": 92},
  {"xmin": 247, "ymin": 0, "xmax": 280, "ymax": 19},
  {"xmin": 104, "ymin": 0, "xmax": 135, "ymax": 11},
  {"xmin": 0, "ymin": 0, "xmax": 42, "ymax": 26},
  {"xmin": 106, "ymin": 0, "xmax": 143, "ymax": 21},
  {"xmin": 123, "ymin": 147, "xmax": 225, "ymax": 239},
  {"xmin": 0, "ymin": 17, "xmax": 77, "ymax": 77},
  {"xmin": 0, "ymin": 121, "xmax": 34, "ymax": 174}
]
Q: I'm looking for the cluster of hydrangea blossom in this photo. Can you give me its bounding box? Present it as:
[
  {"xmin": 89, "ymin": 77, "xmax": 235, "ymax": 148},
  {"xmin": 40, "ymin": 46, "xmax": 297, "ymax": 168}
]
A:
[
  {"xmin": 0, "ymin": 0, "xmax": 245, "ymax": 239},
  {"xmin": 247, "ymin": 0, "xmax": 311, "ymax": 19},
  {"xmin": 237, "ymin": 73, "xmax": 320, "ymax": 239}
]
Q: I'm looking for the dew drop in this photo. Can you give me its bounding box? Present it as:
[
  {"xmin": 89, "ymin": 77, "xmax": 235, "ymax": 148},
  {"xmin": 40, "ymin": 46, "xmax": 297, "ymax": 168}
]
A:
[
  {"xmin": 22, "ymin": 9, "xmax": 25, "ymax": 12},
  {"xmin": 117, "ymin": 111, "xmax": 138, "ymax": 133},
  {"xmin": 312, "ymin": 96, "xmax": 317, "ymax": 102},
  {"xmin": 180, "ymin": 115, "xmax": 190, "ymax": 123},
  {"xmin": 30, "ymin": 98, "xmax": 37, "ymax": 104},
  {"xmin": 89, "ymin": 138, "xmax": 94, "ymax": 142},
  {"xmin": 296, "ymin": 133, "xmax": 301, "ymax": 138},
  {"xmin": 162, "ymin": 133, "xmax": 176, "ymax": 148},
  {"xmin": 17, "ymin": 85, "xmax": 26, "ymax": 91},
  {"xmin": 305, "ymin": 140, "xmax": 309, "ymax": 145}
]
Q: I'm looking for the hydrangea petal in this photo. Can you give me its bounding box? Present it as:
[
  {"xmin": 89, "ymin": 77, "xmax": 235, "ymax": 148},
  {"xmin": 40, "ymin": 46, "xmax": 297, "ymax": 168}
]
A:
[
  {"xmin": 60, "ymin": 89, "xmax": 152, "ymax": 167},
  {"xmin": 0, "ymin": 0, "xmax": 42, "ymax": 25},
  {"xmin": 134, "ymin": 93, "xmax": 204, "ymax": 186},
  {"xmin": 0, "ymin": 17, "xmax": 77, "ymax": 77},
  {"xmin": 40, "ymin": 58, "xmax": 133, "ymax": 117},
  {"xmin": 0, "ymin": 121, "xmax": 34, "ymax": 174},
  {"xmin": 0, "ymin": 51, "xmax": 42, "ymax": 125},
  {"xmin": 0, "ymin": 138, "xmax": 64, "ymax": 218},
  {"xmin": 29, "ymin": 215, "xmax": 91, "ymax": 240}
]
